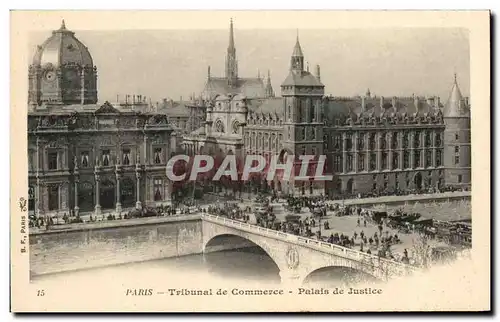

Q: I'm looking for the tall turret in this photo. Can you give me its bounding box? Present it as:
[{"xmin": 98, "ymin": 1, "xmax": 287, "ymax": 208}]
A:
[{"xmin": 443, "ymin": 73, "xmax": 471, "ymax": 188}]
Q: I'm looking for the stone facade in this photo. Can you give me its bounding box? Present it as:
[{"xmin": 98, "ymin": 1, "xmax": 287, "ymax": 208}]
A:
[
  {"xmin": 182, "ymin": 21, "xmax": 471, "ymax": 196},
  {"xmin": 27, "ymin": 22, "xmax": 174, "ymax": 216}
]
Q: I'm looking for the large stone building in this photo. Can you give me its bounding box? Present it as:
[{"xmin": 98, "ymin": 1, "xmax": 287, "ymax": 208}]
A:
[
  {"xmin": 27, "ymin": 21, "xmax": 174, "ymax": 216},
  {"xmin": 182, "ymin": 21, "xmax": 471, "ymax": 196}
]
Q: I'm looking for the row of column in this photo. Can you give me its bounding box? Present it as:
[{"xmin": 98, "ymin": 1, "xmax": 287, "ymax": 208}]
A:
[
  {"xmin": 72, "ymin": 166, "xmax": 144, "ymax": 216},
  {"xmin": 342, "ymin": 130, "xmax": 441, "ymax": 174}
]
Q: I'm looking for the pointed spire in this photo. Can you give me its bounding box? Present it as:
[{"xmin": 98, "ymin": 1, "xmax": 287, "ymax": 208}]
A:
[
  {"xmin": 265, "ymin": 70, "xmax": 275, "ymax": 98},
  {"xmin": 445, "ymin": 73, "xmax": 466, "ymax": 117},
  {"xmin": 228, "ymin": 18, "xmax": 235, "ymax": 52},
  {"xmin": 60, "ymin": 19, "xmax": 66, "ymax": 30},
  {"xmin": 207, "ymin": 65, "xmax": 211, "ymax": 79},
  {"xmin": 292, "ymin": 30, "xmax": 304, "ymax": 57}
]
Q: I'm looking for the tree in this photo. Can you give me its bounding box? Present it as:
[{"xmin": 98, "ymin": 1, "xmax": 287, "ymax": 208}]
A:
[{"xmin": 412, "ymin": 233, "xmax": 433, "ymax": 269}]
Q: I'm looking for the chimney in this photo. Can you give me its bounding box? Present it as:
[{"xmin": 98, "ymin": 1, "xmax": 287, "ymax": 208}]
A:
[
  {"xmin": 208, "ymin": 65, "xmax": 211, "ymax": 79},
  {"xmin": 434, "ymin": 96, "xmax": 440, "ymax": 109},
  {"xmin": 133, "ymin": 95, "xmax": 136, "ymax": 104},
  {"xmin": 361, "ymin": 96, "xmax": 366, "ymax": 114},
  {"xmin": 316, "ymin": 64, "xmax": 321, "ymax": 82},
  {"xmin": 380, "ymin": 96, "xmax": 384, "ymax": 108},
  {"xmin": 413, "ymin": 94, "xmax": 419, "ymax": 109}
]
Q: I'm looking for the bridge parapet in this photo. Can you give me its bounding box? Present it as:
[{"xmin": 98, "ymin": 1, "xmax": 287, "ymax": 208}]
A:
[{"xmin": 201, "ymin": 214, "xmax": 416, "ymax": 281}]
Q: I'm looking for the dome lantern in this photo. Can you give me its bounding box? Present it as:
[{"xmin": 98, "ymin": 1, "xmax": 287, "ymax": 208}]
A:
[{"xmin": 29, "ymin": 20, "xmax": 98, "ymax": 106}]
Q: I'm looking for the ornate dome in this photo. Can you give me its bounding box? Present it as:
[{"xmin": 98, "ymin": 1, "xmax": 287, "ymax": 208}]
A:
[{"xmin": 32, "ymin": 20, "xmax": 93, "ymax": 68}]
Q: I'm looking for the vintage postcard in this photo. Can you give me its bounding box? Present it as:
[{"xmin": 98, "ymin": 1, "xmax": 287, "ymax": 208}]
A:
[{"xmin": 10, "ymin": 10, "xmax": 490, "ymax": 312}]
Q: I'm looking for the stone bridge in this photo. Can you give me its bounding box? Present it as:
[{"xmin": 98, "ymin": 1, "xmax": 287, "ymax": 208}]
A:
[{"xmin": 201, "ymin": 214, "xmax": 416, "ymax": 285}]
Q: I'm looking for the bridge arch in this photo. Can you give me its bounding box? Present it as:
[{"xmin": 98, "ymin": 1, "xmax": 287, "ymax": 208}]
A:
[
  {"xmin": 302, "ymin": 265, "xmax": 380, "ymax": 286},
  {"xmin": 202, "ymin": 232, "xmax": 287, "ymax": 274}
]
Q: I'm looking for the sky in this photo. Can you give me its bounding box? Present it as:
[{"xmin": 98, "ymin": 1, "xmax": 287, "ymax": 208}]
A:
[{"xmin": 28, "ymin": 26, "xmax": 470, "ymax": 104}]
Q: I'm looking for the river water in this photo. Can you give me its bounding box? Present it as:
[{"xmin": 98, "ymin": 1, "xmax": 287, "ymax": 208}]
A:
[{"xmin": 32, "ymin": 247, "xmax": 376, "ymax": 288}]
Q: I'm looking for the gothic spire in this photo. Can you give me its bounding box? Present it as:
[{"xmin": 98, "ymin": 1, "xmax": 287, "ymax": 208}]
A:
[
  {"xmin": 225, "ymin": 18, "xmax": 238, "ymax": 84},
  {"xmin": 228, "ymin": 18, "xmax": 235, "ymax": 53},
  {"xmin": 265, "ymin": 70, "xmax": 275, "ymax": 98},
  {"xmin": 290, "ymin": 30, "xmax": 304, "ymax": 71},
  {"xmin": 292, "ymin": 30, "xmax": 304, "ymax": 57}
]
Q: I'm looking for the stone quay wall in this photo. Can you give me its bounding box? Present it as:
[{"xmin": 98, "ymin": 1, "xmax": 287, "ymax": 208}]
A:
[{"xmin": 29, "ymin": 216, "xmax": 204, "ymax": 276}]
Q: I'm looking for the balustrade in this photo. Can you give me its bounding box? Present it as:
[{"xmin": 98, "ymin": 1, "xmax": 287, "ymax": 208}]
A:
[{"xmin": 202, "ymin": 214, "xmax": 413, "ymax": 273}]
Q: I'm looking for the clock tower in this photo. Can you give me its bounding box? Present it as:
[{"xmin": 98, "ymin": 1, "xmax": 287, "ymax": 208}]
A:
[
  {"xmin": 280, "ymin": 34, "xmax": 325, "ymax": 194},
  {"xmin": 29, "ymin": 20, "xmax": 98, "ymax": 107}
]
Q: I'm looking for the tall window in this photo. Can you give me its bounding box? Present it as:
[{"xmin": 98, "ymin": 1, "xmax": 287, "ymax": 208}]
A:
[
  {"xmin": 380, "ymin": 133, "xmax": 387, "ymax": 150},
  {"xmin": 122, "ymin": 148, "xmax": 131, "ymax": 165},
  {"xmin": 392, "ymin": 152, "xmax": 399, "ymax": 169},
  {"xmin": 323, "ymin": 135, "xmax": 328, "ymax": 150},
  {"xmin": 333, "ymin": 155, "xmax": 342, "ymax": 172},
  {"xmin": 414, "ymin": 150, "xmax": 421, "ymax": 168},
  {"xmin": 458, "ymin": 175, "xmax": 462, "ymax": 183},
  {"xmin": 333, "ymin": 135, "xmax": 342, "ymax": 150},
  {"xmin": 311, "ymin": 127, "xmax": 316, "ymax": 140},
  {"xmin": 391, "ymin": 133, "xmax": 398, "ymax": 149},
  {"xmin": 425, "ymin": 132, "xmax": 432, "ymax": 147},
  {"xmin": 347, "ymin": 154, "xmax": 353, "ymax": 172},
  {"xmin": 403, "ymin": 132, "xmax": 409, "ymax": 148},
  {"xmin": 48, "ymin": 184, "xmax": 59, "ymax": 211},
  {"xmin": 102, "ymin": 150, "xmax": 110, "ymax": 166},
  {"xmin": 426, "ymin": 150, "xmax": 432, "ymax": 168},
  {"xmin": 309, "ymin": 102, "xmax": 315, "ymax": 122},
  {"xmin": 154, "ymin": 178, "xmax": 163, "ymax": 201},
  {"xmin": 297, "ymin": 102, "xmax": 303, "ymax": 122},
  {"xmin": 436, "ymin": 133, "xmax": 442, "ymax": 147},
  {"xmin": 369, "ymin": 153, "xmax": 376, "ymax": 171},
  {"xmin": 358, "ymin": 153, "xmax": 365, "ymax": 171},
  {"xmin": 48, "ymin": 151, "xmax": 58, "ymax": 170},
  {"xmin": 414, "ymin": 131, "xmax": 421, "ymax": 148},
  {"xmin": 357, "ymin": 133, "xmax": 364, "ymax": 150},
  {"xmin": 80, "ymin": 151, "xmax": 89, "ymax": 168},
  {"xmin": 153, "ymin": 149, "xmax": 162, "ymax": 164},
  {"xmin": 436, "ymin": 150, "xmax": 442, "ymax": 167},
  {"xmin": 369, "ymin": 133, "xmax": 376, "ymax": 150},
  {"xmin": 455, "ymin": 133, "xmax": 459, "ymax": 141},
  {"xmin": 382, "ymin": 152, "xmax": 388, "ymax": 170},
  {"xmin": 454, "ymin": 146, "xmax": 460, "ymax": 164},
  {"xmin": 346, "ymin": 133, "xmax": 353, "ymax": 151},
  {"xmin": 404, "ymin": 151, "xmax": 410, "ymax": 169}
]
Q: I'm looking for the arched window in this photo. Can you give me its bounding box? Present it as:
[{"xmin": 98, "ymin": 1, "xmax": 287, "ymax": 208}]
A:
[{"xmin": 215, "ymin": 119, "xmax": 225, "ymax": 133}]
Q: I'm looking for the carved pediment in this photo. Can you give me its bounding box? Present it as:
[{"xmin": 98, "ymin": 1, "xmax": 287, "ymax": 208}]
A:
[
  {"xmin": 95, "ymin": 101, "xmax": 120, "ymax": 114},
  {"xmin": 148, "ymin": 114, "xmax": 168, "ymax": 126}
]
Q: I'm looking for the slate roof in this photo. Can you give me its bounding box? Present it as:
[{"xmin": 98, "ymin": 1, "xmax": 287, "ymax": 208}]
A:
[
  {"xmin": 281, "ymin": 70, "xmax": 324, "ymax": 87},
  {"xmin": 203, "ymin": 77, "xmax": 266, "ymax": 100}
]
